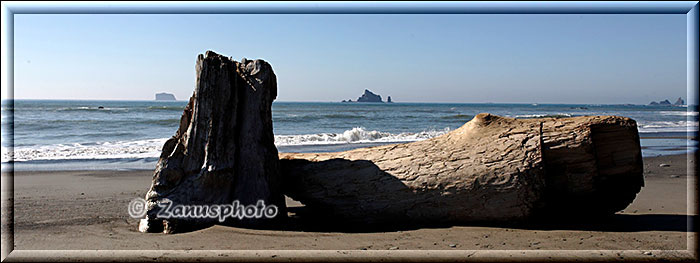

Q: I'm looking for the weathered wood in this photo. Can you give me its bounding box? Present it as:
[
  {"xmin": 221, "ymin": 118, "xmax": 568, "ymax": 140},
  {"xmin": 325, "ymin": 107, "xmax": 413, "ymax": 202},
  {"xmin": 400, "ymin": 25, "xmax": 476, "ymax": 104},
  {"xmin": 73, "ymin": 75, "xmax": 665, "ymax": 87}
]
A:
[
  {"xmin": 540, "ymin": 115, "xmax": 644, "ymax": 216},
  {"xmin": 139, "ymin": 51, "xmax": 285, "ymax": 233},
  {"xmin": 280, "ymin": 114, "xmax": 643, "ymax": 223}
]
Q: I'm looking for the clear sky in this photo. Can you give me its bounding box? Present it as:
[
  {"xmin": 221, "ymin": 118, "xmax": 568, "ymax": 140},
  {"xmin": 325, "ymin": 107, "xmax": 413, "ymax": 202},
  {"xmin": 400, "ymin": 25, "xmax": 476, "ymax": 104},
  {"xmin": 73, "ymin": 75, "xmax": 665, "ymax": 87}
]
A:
[{"xmin": 13, "ymin": 14, "xmax": 688, "ymax": 104}]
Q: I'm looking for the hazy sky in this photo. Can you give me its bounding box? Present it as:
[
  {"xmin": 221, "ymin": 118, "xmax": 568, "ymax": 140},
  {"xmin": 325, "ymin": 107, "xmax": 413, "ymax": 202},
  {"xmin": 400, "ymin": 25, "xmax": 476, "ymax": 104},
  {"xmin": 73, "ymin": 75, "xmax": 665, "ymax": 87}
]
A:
[{"xmin": 13, "ymin": 14, "xmax": 688, "ymax": 104}]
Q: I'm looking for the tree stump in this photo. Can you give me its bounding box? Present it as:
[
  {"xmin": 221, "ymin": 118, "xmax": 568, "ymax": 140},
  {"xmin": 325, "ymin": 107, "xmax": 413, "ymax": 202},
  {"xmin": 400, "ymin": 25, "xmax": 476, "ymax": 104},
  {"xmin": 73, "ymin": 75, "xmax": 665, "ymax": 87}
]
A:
[
  {"xmin": 279, "ymin": 114, "xmax": 644, "ymax": 224},
  {"xmin": 139, "ymin": 51, "xmax": 285, "ymax": 233}
]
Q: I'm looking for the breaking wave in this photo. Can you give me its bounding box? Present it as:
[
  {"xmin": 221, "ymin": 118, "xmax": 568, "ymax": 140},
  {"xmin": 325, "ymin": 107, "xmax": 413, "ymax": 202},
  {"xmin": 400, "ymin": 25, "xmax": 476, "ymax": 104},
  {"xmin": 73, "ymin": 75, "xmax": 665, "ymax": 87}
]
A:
[
  {"xmin": 513, "ymin": 113, "xmax": 573, "ymax": 119},
  {"xmin": 637, "ymin": 120, "xmax": 699, "ymax": 133},
  {"xmin": 658, "ymin": 111, "xmax": 699, "ymax": 117},
  {"xmin": 5, "ymin": 138, "xmax": 169, "ymax": 162},
  {"xmin": 3, "ymin": 127, "xmax": 451, "ymax": 162},
  {"xmin": 274, "ymin": 127, "xmax": 450, "ymax": 146}
]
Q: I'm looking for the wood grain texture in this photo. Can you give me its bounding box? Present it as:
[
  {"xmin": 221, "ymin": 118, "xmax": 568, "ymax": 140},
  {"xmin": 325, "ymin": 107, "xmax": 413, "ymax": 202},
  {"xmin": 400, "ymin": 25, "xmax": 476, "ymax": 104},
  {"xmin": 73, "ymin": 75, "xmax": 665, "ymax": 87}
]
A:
[
  {"xmin": 139, "ymin": 51, "xmax": 285, "ymax": 233},
  {"xmin": 280, "ymin": 114, "xmax": 644, "ymax": 223}
]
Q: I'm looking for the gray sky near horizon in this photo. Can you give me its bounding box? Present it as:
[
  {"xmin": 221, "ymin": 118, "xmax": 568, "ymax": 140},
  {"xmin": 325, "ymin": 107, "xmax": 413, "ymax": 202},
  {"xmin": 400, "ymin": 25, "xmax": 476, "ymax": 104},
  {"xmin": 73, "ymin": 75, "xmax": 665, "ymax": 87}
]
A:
[{"xmin": 13, "ymin": 14, "xmax": 691, "ymax": 104}]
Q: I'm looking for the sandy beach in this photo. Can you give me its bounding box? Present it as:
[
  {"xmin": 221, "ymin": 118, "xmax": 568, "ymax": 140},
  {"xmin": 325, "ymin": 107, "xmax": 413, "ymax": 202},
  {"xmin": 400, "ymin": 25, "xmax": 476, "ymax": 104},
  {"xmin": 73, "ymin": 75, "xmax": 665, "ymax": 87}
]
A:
[{"xmin": 0, "ymin": 152, "xmax": 694, "ymax": 254}]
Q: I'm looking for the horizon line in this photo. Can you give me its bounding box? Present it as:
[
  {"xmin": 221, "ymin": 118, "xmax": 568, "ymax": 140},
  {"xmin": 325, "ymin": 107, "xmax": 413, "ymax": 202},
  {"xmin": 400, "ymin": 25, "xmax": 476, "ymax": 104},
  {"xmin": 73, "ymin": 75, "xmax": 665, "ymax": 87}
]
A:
[{"xmin": 2, "ymin": 98, "xmax": 694, "ymax": 106}]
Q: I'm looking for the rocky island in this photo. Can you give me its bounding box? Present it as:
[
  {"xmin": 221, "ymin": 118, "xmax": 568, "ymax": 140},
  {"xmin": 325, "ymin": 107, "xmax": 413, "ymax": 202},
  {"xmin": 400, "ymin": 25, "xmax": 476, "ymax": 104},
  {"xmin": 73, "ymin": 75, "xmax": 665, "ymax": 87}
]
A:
[
  {"xmin": 155, "ymin": 92, "xmax": 177, "ymax": 101},
  {"xmin": 649, "ymin": 97, "xmax": 684, "ymax": 106},
  {"xmin": 342, "ymin": 89, "xmax": 392, "ymax": 103}
]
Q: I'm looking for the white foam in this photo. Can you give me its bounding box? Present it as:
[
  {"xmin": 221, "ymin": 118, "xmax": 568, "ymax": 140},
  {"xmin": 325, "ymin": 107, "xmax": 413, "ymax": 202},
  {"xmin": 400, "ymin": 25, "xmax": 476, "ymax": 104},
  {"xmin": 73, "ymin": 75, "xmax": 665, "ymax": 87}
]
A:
[
  {"xmin": 274, "ymin": 127, "xmax": 450, "ymax": 146},
  {"xmin": 4, "ymin": 128, "xmax": 451, "ymax": 162},
  {"xmin": 513, "ymin": 113, "xmax": 572, "ymax": 118},
  {"xmin": 658, "ymin": 111, "xmax": 699, "ymax": 116},
  {"xmin": 7, "ymin": 138, "xmax": 169, "ymax": 162},
  {"xmin": 637, "ymin": 120, "xmax": 699, "ymax": 133}
]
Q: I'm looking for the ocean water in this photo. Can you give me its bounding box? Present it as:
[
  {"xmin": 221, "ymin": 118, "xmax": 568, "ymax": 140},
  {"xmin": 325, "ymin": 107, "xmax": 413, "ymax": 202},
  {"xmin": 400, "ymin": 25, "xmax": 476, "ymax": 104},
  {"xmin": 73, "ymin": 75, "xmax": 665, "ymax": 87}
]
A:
[{"xmin": 1, "ymin": 100, "xmax": 697, "ymax": 171}]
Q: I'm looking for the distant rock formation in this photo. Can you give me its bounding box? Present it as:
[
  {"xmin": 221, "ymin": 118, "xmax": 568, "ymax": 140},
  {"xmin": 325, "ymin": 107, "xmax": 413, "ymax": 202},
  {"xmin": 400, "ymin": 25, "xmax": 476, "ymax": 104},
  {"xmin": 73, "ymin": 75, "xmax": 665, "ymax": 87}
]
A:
[
  {"xmin": 155, "ymin": 92, "xmax": 176, "ymax": 101},
  {"xmin": 674, "ymin": 97, "xmax": 685, "ymax": 105},
  {"xmin": 356, "ymin": 89, "xmax": 382, "ymax": 103},
  {"xmin": 387, "ymin": 96, "xmax": 393, "ymax": 103},
  {"xmin": 341, "ymin": 99, "xmax": 353, "ymax": 103},
  {"xmin": 649, "ymin": 98, "xmax": 683, "ymax": 106}
]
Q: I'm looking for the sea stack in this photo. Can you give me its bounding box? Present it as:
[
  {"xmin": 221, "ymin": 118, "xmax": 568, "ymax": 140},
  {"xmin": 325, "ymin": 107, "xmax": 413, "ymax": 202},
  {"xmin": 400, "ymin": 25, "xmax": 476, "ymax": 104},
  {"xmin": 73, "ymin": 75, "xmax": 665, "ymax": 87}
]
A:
[
  {"xmin": 387, "ymin": 96, "xmax": 393, "ymax": 103},
  {"xmin": 356, "ymin": 89, "xmax": 383, "ymax": 102},
  {"xmin": 674, "ymin": 97, "xmax": 684, "ymax": 105},
  {"xmin": 155, "ymin": 92, "xmax": 176, "ymax": 101},
  {"xmin": 139, "ymin": 51, "xmax": 285, "ymax": 233},
  {"xmin": 649, "ymin": 99, "xmax": 678, "ymax": 106}
]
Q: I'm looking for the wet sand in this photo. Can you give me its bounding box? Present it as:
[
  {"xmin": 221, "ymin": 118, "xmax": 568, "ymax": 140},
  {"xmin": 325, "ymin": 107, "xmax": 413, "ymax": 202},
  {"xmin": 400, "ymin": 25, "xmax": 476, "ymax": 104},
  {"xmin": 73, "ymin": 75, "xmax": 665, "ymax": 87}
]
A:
[{"xmin": 1, "ymin": 153, "xmax": 697, "ymax": 259}]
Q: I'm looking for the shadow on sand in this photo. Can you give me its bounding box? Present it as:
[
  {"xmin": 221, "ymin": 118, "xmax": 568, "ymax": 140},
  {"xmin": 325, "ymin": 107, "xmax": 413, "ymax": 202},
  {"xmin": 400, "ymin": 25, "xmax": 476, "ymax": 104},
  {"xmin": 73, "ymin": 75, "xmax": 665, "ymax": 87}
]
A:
[
  {"xmin": 161, "ymin": 156, "xmax": 691, "ymax": 234},
  {"xmin": 160, "ymin": 211, "xmax": 695, "ymax": 234},
  {"xmin": 281, "ymin": 207, "xmax": 695, "ymax": 233}
]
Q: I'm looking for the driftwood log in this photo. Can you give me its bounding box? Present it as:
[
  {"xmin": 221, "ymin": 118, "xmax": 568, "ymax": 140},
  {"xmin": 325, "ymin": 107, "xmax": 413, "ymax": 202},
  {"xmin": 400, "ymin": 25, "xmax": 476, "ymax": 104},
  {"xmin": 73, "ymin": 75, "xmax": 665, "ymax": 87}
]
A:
[
  {"xmin": 280, "ymin": 113, "xmax": 644, "ymax": 224},
  {"xmin": 137, "ymin": 51, "xmax": 644, "ymax": 232},
  {"xmin": 139, "ymin": 51, "xmax": 285, "ymax": 233}
]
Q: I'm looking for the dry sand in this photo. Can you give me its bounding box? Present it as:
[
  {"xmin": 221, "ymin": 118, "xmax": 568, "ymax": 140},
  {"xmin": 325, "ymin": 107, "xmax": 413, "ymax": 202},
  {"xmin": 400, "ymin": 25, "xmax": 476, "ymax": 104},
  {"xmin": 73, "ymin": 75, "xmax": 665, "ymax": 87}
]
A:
[{"xmin": 2, "ymin": 154, "xmax": 697, "ymax": 256}]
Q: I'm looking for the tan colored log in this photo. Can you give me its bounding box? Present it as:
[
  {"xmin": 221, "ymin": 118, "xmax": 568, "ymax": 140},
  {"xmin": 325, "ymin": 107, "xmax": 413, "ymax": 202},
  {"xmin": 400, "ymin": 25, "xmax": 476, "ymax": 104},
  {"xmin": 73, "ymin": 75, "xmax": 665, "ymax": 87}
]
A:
[{"xmin": 279, "ymin": 113, "xmax": 643, "ymax": 223}]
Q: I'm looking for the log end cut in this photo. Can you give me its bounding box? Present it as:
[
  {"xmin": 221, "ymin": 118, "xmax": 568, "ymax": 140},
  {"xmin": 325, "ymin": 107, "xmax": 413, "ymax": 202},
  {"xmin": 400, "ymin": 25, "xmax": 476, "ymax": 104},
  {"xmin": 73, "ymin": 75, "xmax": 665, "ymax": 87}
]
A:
[{"xmin": 538, "ymin": 115, "xmax": 644, "ymax": 217}]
